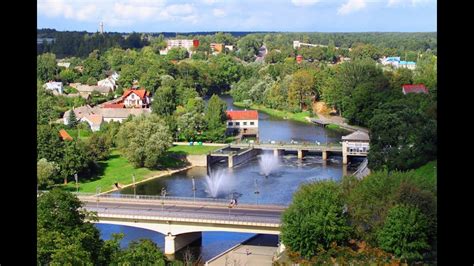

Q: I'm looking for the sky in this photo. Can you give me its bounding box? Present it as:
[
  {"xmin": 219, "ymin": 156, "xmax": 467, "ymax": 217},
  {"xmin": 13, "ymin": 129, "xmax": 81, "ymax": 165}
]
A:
[{"xmin": 37, "ymin": 0, "xmax": 437, "ymax": 33}]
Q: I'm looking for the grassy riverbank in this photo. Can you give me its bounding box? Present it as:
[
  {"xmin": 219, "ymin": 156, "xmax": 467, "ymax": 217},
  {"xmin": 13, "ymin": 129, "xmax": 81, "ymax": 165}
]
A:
[
  {"xmin": 64, "ymin": 149, "xmax": 186, "ymax": 193},
  {"xmin": 233, "ymin": 102, "xmax": 314, "ymax": 124},
  {"xmin": 168, "ymin": 144, "xmax": 221, "ymax": 155}
]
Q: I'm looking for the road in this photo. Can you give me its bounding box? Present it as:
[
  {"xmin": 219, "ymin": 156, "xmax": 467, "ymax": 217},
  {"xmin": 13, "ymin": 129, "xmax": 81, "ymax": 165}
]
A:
[{"xmin": 80, "ymin": 197, "xmax": 284, "ymax": 224}]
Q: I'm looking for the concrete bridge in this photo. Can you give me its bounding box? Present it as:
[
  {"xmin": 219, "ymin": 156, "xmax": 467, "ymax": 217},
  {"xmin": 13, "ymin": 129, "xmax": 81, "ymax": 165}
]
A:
[
  {"xmin": 230, "ymin": 142, "xmax": 343, "ymax": 160},
  {"xmin": 71, "ymin": 193, "xmax": 285, "ymax": 255}
]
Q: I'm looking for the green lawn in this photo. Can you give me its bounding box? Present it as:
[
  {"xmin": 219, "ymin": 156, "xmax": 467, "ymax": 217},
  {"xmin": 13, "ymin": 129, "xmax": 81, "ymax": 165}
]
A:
[
  {"xmin": 65, "ymin": 150, "xmax": 183, "ymax": 193},
  {"xmin": 168, "ymin": 144, "xmax": 222, "ymax": 155},
  {"xmin": 233, "ymin": 102, "xmax": 313, "ymax": 124},
  {"xmin": 65, "ymin": 129, "xmax": 92, "ymax": 141}
]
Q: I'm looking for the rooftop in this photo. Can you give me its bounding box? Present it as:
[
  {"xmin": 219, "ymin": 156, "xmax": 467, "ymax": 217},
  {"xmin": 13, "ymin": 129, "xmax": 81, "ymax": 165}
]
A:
[
  {"xmin": 342, "ymin": 130, "xmax": 370, "ymax": 141},
  {"xmin": 226, "ymin": 110, "xmax": 259, "ymax": 120}
]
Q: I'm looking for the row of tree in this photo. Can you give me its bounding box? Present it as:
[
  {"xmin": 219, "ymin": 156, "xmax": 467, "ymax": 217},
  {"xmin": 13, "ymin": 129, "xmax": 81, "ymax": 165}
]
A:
[{"xmin": 281, "ymin": 163, "xmax": 437, "ymax": 264}]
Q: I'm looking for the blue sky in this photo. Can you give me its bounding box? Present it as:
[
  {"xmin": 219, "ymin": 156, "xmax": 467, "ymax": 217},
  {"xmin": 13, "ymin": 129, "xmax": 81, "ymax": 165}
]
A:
[{"xmin": 37, "ymin": 0, "xmax": 436, "ymax": 32}]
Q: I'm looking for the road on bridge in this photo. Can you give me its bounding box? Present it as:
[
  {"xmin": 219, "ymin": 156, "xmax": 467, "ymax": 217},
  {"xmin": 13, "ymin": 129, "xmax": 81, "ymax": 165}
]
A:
[{"xmin": 80, "ymin": 198, "xmax": 284, "ymax": 224}]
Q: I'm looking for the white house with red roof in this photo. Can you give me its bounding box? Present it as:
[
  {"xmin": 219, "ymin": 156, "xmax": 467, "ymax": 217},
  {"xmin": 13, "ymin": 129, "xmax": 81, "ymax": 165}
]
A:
[
  {"xmin": 402, "ymin": 84, "xmax": 428, "ymax": 95},
  {"xmin": 122, "ymin": 89, "xmax": 151, "ymax": 108},
  {"xmin": 226, "ymin": 110, "xmax": 259, "ymax": 139}
]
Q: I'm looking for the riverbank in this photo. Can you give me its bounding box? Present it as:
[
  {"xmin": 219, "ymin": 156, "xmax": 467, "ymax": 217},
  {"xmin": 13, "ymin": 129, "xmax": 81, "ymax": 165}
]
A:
[
  {"xmin": 64, "ymin": 149, "xmax": 189, "ymax": 193},
  {"xmin": 233, "ymin": 101, "xmax": 314, "ymax": 124}
]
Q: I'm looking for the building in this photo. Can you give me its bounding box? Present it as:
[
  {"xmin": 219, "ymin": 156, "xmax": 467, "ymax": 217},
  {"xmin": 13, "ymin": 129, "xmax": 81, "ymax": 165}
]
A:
[
  {"xmin": 160, "ymin": 39, "xmax": 199, "ymax": 55},
  {"xmin": 122, "ymin": 89, "xmax": 151, "ymax": 108},
  {"xmin": 98, "ymin": 77, "xmax": 116, "ymax": 91},
  {"xmin": 57, "ymin": 62, "xmax": 71, "ymax": 68},
  {"xmin": 63, "ymin": 105, "xmax": 152, "ymax": 129},
  {"xmin": 380, "ymin": 56, "xmax": 416, "ymax": 69},
  {"xmin": 341, "ymin": 131, "xmax": 370, "ymax": 164},
  {"xmin": 226, "ymin": 110, "xmax": 259, "ymax": 139},
  {"xmin": 43, "ymin": 81, "xmax": 63, "ymax": 95},
  {"xmin": 210, "ymin": 43, "xmax": 224, "ymax": 54},
  {"xmin": 75, "ymin": 84, "xmax": 112, "ymax": 97},
  {"xmin": 402, "ymin": 84, "xmax": 428, "ymax": 95},
  {"xmin": 296, "ymin": 55, "xmax": 303, "ymax": 64},
  {"xmin": 59, "ymin": 129, "xmax": 73, "ymax": 141},
  {"xmin": 80, "ymin": 114, "xmax": 103, "ymax": 132}
]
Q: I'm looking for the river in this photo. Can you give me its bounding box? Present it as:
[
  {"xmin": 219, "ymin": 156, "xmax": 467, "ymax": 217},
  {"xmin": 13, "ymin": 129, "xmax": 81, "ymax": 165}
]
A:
[{"xmin": 96, "ymin": 95, "xmax": 353, "ymax": 263}]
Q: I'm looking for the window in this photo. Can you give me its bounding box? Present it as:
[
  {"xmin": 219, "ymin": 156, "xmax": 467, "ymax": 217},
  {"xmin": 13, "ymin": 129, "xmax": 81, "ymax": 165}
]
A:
[
  {"xmin": 250, "ymin": 122, "xmax": 254, "ymax": 125},
  {"xmin": 243, "ymin": 122, "xmax": 247, "ymax": 125},
  {"xmin": 235, "ymin": 122, "xmax": 240, "ymax": 126},
  {"xmin": 228, "ymin": 122, "xmax": 233, "ymax": 126}
]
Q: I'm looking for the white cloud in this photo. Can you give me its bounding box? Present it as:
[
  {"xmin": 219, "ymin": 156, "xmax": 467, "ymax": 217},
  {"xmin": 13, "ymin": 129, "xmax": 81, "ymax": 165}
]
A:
[
  {"xmin": 291, "ymin": 0, "xmax": 320, "ymax": 7},
  {"xmin": 337, "ymin": 0, "xmax": 367, "ymax": 15},
  {"xmin": 202, "ymin": 0, "xmax": 220, "ymax": 4},
  {"xmin": 387, "ymin": 0, "xmax": 434, "ymax": 7},
  {"xmin": 212, "ymin": 8, "xmax": 226, "ymax": 17},
  {"xmin": 38, "ymin": 0, "xmax": 200, "ymax": 27}
]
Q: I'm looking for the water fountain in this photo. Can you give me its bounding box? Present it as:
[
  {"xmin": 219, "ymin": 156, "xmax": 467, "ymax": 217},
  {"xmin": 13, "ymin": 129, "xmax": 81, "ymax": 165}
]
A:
[
  {"xmin": 259, "ymin": 152, "xmax": 280, "ymax": 177},
  {"xmin": 204, "ymin": 168, "xmax": 233, "ymax": 198}
]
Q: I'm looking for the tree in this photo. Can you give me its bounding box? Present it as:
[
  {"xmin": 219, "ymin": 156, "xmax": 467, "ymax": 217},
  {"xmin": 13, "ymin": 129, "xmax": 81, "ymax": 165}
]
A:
[
  {"xmin": 116, "ymin": 114, "xmax": 173, "ymax": 168},
  {"xmin": 68, "ymin": 109, "xmax": 78, "ymax": 128},
  {"xmin": 59, "ymin": 140, "xmax": 94, "ymax": 183},
  {"xmin": 114, "ymin": 239, "xmax": 166, "ymax": 265},
  {"xmin": 37, "ymin": 189, "xmax": 109, "ymax": 265},
  {"xmin": 166, "ymin": 47, "xmax": 189, "ymax": 61},
  {"xmin": 368, "ymin": 101, "xmax": 437, "ymax": 171},
  {"xmin": 37, "ymin": 125, "xmax": 64, "ymax": 163},
  {"xmin": 86, "ymin": 133, "xmax": 111, "ymax": 161},
  {"xmin": 37, "ymin": 158, "xmax": 59, "ymax": 188},
  {"xmin": 288, "ymin": 70, "xmax": 315, "ymax": 111},
  {"xmin": 377, "ymin": 204, "xmax": 430, "ymax": 262},
  {"xmin": 177, "ymin": 97, "xmax": 206, "ymax": 141},
  {"xmin": 204, "ymin": 94, "xmax": 227, "ymax": 141},
  {"xmin": 37, "ymin": 86, "xmax": 60, "ymax": 125},
  {"xmin": 281, "ymin": 180, "xmax": 351, "ymax": 259},
  {"xmin": 59, "ymin": 68, "xmax": 78, "ymax": 83},
  {"xmin": 151, "ymin": 86, "xmax": 177, "ymax": 117},
  {"xmin": 37, "ymin": 53, "xmax": 58, "ymax": 82},
  {"xmin": 86, "ymin": 76, "xmax": 98, "ymax": 85}
]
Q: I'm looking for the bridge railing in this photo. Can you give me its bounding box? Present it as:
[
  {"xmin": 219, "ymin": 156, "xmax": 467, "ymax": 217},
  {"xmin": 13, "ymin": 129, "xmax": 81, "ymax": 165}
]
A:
[
  {"xmin": 87, "ymin": 207, "xmax": 282, "ymax": 225},
  {"xmin": 37, "ymin": 190, "xmax": 288, "ymax": 208}
]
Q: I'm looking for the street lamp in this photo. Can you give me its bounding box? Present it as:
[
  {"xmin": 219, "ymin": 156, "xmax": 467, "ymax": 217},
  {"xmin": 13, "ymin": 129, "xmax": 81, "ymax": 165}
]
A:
[
  {"xmin": 132, "ymin": 174, "xmax": 136, "ymax": 197},
  {"xmin": 192, "ymin": 176, "xmax": 196, "ymax": 202},
  {"xmin": 254, "ymin": 178, "xmax": 260, "ymax": 205},
  {"xmin": 96, "ymin": 186, "xmax": 101, "ymax": 208},
  {"xmin": 161, "ymin": 187, "xmax": 167, "ymax": 212}
]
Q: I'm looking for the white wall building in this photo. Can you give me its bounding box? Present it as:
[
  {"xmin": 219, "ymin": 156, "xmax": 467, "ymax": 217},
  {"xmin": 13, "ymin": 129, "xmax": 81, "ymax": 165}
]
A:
[
  {"xmin": 341, "ymin": 131, "xmax": 370, "ymax": 164},
  {"xmin": 43, "ymin": 81, "xmax": 63, "ymax": 94},
  {"xmin": 98, "ymin": 78, "xmax": 116, "ymax": 91}
]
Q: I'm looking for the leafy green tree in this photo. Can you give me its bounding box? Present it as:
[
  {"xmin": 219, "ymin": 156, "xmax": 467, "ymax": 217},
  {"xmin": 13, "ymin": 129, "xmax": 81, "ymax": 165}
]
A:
[
  {"xmin": 59, "ymin": 140, "xmax": 94, "ymax": 183},
  {"xmin": 281, "ymin": 180, "xmax": 351, "ymax": 259},
  {"xmin": 114, "ymin": 239, "xmax": 166, "ymax": 265},
  {"xmin": 377, "ymin": 204, "xmax": 430, "ymax": 262},
  {"xmin": 82, "ymin": 50, "xmax": 109, "ymax": 80},
  {"xmin": 37, "ymin": 189, "xmax": 108, "ymax": 265},
  {"xmin": 368, "ymin": 101, "xmax": 437, "ymax": 171},
  {"xmin": 37, "ymin": 158, "xmax": 59, "ymax": 188},
  {"xmin": 166, "ymin": 47, "xmax": 189, "ymax": 61},
  {"xmin": 86, "ymin": 133, "xmax": 111, "ymax": 161},
  {"xmin": 288, "ymin": 70, "xmax": 315, "ymax": 111},
  {"xmin": 204, "ymin": 94, "xmax": 227, "ymax": 141},
  {"xmin": 86, "ymin": 76, "xmax": 98, "ymax": 85},
  {"xmin": 37, "ymin": 86, "xmax": 60, "ymax": 125},
  {"xmin": 152, "ymin": 86, "xmax": 177, "ymax": 117},
  {"xmin": 37, "ymin": 53, "xmax": 58, "ymax": 82},
  {"xmin": 59, "ymin": 68, "xmax": 78, "ymax": 83},
  {"xmin": 100, "ymin": 120, "xmax": 122, "ymax": 147},
  {"xmin": 37, "ymin": 125, "xmax": 64, "ymax": 163},
  {"xmin": 177, "ymin": 97, "xmax": 206, "ymax": 141},
  {"xmin": 116, "ymin": 114, "xmax": 173, "ymax": 168}
]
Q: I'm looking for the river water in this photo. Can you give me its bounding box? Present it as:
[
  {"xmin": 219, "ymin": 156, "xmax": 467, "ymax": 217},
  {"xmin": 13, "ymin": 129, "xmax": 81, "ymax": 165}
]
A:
[{"xmin": 96, "ymin": 95, "xmax": 353, "ymax": 262}]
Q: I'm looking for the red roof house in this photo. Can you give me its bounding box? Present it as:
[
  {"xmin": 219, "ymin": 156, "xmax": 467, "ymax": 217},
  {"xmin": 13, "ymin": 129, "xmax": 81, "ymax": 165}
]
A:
[
  {"xmin": 59, "ymin": 129, "xmax": 73, "ymax": 141},
  {"xmin": 122, "ymin": 89, "xmax": 150, "ymax": 108},
  {"xmin": 402, "ymin": 84, "xmax": 428, "ymax": 95},
  {"xmin": 226, "ymin": 110, "xmax": 259, "ymax": 120}
]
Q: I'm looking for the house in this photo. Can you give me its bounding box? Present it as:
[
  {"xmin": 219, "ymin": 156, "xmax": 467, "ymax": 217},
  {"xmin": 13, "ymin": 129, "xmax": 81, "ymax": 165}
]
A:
[
  {"xmin": 160, "ymin": 39, "xmax": 199, "ymax": 55},
  {"xmin": 122, "ymin": 89, "xmax": 151, "ymax": 108},
  {"xmin": 98, "ymin": 77, "xmax": 116, "ymax": 91},
  {"xmin": 380, "ymin": 56, "xmax": 416, "ymax": 69},
  {"xmin": 402, "ymin": 84, "xmax": 429, "ymax": 95},
  {"xmin": 43, "ymin": 81, "xmax": 63, "ymax": 94},
  {"xmin": 399, "ymin": 61, "xmax": 416, "ymax": 70},
  {"xmin": 210, "ymin": 43, "xmax": 224, "ymax": 54},
  {"xmin": 341, "ymin": 130, "xmax": 370, "ymax": 164},
  {"xmin": 63, "ymin": 105, "xmax": 152, "ymax": 130},
  {"xmin": 225, "ymin": 45, "xmax": 234, "ymax": 51},
  {"xmin": 381, "ymin": 56, "xmax": 401, "ymax": 65},
  {"xmin": 226, "ymin": 110, "xmax": 259, "ymax": 139},
  {"xmin": 92, "ymin": 86, "xmax": 113, "ymax": 96},
  {"xmin": 57, "ymin": 62, "xmax": 71, "ymax": 68},
  {"xmin": 59, "ymin": 129, "xmax": 73, "ymax": 141},
  {"xmin": 80, "ymin": 114, "xmax": 103, "ymax": 132},
  {"xmin": 75, "ymin": 84, "xmax": 112, "ymax": 97}
]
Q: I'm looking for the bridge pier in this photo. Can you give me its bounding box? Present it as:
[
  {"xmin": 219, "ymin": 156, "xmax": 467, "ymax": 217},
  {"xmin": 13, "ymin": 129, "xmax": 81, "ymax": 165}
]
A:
[
  {"xmin": 228, "ymin": 155, "xmax": 234, "ymax": 168},
  {"xmin": 297, "ymin": 150, "xmax": 305, "ymax": 159},
  {"xmin": 343, "ymin": 154, "xmax": 348, "ymax": 165},
  {"xmin": 342, "ymin": 165, "xmax": 348, "ymax": 177},
  {"xmin": 273, "ymin": 149, "xmax": 283, "ymax": 157},
  {"xmin": 165, "ymin": 232, "xmax": 202, "ymax": 255},
  {"xmin": 322, "ymin": 150, "xmax": 327, "ymax": 161}
]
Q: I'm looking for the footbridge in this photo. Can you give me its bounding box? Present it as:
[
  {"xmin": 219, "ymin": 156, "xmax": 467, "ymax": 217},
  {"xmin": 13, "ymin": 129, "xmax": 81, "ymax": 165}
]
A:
[{"xmin": 55, "ymin": 192, "xmax": 286, "ymax": 255}]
